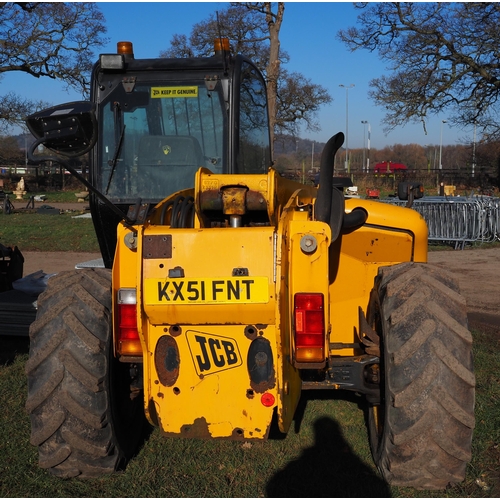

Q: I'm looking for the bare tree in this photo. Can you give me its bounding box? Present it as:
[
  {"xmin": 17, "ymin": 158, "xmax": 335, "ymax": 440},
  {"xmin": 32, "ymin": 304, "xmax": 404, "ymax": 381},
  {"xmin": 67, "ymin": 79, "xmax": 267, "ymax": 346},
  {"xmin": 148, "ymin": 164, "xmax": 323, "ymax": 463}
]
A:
[
  {"xmin": 239, "ymin": 2, "xmax": 284, "ymax": 148},
  {"xmin": 0, "ymin": 2, "xmax": 107, "ymax": 131},
  {"xmin": 160, "ymin": 3, "xmax": 331, "ymax": 153},
  {"xmin": 0, "ymin": 134, "xmax": 24, "ymax": 165},
  {"xmin": 338, "ymin": 2, "xmax": 500, "ymax": 139}
]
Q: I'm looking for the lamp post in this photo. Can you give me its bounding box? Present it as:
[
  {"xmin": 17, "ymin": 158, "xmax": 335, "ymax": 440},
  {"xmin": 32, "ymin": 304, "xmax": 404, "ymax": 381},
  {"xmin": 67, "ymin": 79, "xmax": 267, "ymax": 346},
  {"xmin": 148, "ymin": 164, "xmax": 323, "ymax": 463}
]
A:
[
  {"xmin": 339, "ymin": 83, "xmax": 354, "ymax": 172},
  {"xmin": 439, "ymin": 119, "xmax": 447, "ymax": 170},
  {"xmin": 361, "ymin": 120, "xmax": 370, "ymax": 173},
  {"xmin": 311, "ymin": 141, "xmax": 315, "ymax": 173},
  {"xmin": 472, "ymin": 121, "xmax": 476, "ymax": 178}
]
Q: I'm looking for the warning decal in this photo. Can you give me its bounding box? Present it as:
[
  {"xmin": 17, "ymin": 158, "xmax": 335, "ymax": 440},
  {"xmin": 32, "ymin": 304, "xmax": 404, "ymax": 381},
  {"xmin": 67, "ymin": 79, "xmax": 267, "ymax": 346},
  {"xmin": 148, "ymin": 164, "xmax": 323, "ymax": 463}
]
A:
[{"xmin": 151, "ymin": 86, "xmax": 198, "ymax": 98}]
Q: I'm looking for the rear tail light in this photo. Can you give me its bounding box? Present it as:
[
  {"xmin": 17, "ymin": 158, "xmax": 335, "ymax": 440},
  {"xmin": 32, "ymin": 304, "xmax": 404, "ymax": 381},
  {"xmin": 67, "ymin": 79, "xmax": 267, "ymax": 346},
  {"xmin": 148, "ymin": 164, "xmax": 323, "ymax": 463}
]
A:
[
  {"xmin": 294, "ymin": 293, "xmax": 325, "ymax": 363},
  {"xmin": 117, "ymin": 288, "xmax": 142, "ymax": 357}
]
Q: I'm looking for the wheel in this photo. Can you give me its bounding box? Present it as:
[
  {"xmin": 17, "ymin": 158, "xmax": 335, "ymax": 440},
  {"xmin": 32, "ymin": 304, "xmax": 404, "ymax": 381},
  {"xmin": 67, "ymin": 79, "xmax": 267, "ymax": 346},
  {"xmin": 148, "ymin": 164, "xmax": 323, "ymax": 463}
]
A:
[
  {"xmin": 25, "ymin": 268, "xmax": 145, "ymax": 478},
  {"xmin": 366, "ymin": 262, "xmax": 475, "ymax": 489}
]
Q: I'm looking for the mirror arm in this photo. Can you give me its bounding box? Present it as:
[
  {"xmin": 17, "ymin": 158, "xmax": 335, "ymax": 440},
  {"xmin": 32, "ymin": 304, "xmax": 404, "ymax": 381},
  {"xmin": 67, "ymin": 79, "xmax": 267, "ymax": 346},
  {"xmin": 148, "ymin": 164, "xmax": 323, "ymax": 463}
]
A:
[{"xmin": 28, "ymin": 137, "xmax": 136, "ymax": 226}]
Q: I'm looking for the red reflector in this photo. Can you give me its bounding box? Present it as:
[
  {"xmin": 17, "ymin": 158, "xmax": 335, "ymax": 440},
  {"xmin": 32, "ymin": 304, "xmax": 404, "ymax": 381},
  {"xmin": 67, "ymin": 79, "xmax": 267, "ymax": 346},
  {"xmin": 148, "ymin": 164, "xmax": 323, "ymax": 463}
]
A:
[
  {"xmin": 261, "ymin": 393, "xmax": 275, "ymax": 407},
  {"xmin": 294, "ymin": 293, "xmax": 324, "ymax": 348},
  {"xmin": 118, "ymin": 303, "xmax": 139, "ymax": 340}
]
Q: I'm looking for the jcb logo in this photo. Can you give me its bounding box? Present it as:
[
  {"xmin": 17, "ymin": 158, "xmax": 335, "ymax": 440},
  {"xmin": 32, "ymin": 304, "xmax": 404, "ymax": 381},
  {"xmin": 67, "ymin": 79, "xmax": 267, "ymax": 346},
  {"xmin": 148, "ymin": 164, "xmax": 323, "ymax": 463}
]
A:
[{"xmin": 186, "ymin": 330, "xmax": 242, "ymax": 376}]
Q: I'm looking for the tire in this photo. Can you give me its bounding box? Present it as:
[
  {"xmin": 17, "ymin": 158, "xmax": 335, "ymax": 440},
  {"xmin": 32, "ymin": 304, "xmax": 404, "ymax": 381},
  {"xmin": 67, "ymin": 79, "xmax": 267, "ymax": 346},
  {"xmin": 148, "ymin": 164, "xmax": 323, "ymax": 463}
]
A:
[
  {"xmin": 367, "ymin": 262, "xmax": 475, "ymax": 489},
  {"xmin": 25, "ymin": 269, "xmax": 145, "ymax": 478}
]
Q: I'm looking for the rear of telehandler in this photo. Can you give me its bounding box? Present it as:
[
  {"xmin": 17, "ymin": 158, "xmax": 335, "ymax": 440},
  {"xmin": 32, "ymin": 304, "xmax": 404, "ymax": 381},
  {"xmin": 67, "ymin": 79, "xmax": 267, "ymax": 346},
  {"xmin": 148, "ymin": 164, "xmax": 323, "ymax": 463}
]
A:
[{"xmin": 24, "ymin": 39, "xmax": 474, "ymax": 489}]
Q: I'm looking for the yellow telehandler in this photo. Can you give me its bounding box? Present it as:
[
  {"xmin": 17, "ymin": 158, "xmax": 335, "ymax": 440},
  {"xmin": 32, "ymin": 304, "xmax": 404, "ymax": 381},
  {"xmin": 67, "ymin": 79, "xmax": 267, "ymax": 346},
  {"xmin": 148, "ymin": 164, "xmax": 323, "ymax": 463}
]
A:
[{"xmin": 24, "ymin": 39, "xmax": 474, "ymax": 489}]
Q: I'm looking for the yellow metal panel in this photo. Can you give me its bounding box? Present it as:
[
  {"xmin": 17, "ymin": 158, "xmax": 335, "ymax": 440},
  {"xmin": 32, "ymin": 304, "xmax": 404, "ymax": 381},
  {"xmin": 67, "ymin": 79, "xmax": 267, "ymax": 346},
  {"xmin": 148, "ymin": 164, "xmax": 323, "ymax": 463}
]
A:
[
  {"xmin": 142, "ymin": 226, "xmax": 276, "ymax": 325},
  {"xmin": 112, "ymin": 222, "xmax": 143, "ymax": 352},
  {"xmin": 328, "ymin": 199, "xmax": 428, "ymax": 355},
  {"xmin": 143, "ymin": 324, "xmax": 277, "ymax": 438},
  {"xmin": 275, "ymin": 190, "xmax": 330, "ymax": 433}
]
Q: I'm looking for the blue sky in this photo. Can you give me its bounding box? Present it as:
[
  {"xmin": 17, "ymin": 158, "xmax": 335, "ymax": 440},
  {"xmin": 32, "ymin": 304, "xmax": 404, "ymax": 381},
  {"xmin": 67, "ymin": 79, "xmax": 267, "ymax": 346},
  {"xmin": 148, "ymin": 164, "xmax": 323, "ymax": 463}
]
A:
[{"xmin": 1, "ymin": 1, "xmax": 472, "ymax": 149}]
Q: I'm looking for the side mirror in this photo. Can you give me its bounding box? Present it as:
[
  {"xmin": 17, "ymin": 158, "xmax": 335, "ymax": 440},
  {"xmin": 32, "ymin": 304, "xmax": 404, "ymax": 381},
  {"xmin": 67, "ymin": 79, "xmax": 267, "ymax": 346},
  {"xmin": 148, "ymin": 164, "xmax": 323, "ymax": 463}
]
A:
[{"xmin": 26, "ymin": 101, "xmax": 97, "ymax": 158}]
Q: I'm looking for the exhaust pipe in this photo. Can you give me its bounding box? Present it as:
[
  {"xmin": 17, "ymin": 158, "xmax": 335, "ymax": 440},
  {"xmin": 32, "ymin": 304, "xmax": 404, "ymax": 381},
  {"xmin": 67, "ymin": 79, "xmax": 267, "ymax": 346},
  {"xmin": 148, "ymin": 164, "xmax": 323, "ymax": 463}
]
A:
[
  {"xmin": 314, "ymin": 132, "xmax": 367, "ymax": 238},
  {"xmin": 314, "ymin": 132, "xmax": 345, "ymax": 224}
]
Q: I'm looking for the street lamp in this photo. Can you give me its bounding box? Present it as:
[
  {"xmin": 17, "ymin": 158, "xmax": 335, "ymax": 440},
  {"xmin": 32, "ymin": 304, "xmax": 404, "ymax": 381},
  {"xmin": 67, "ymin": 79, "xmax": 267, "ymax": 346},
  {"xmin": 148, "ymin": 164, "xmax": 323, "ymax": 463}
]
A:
[
  {"xmin": 339, "ymin": 83, "xmax": 354, "ymax": 172},
  {"xmin": 361, "ymin": 120, "xmax": 370, "ymax": 173},
  {"xmin": 472, "ymin": 121, "xmax": 476, "ymax": 178},
  {"xmin": 439, "ymin": 119, "xmax": 447, "ymax": 170}
]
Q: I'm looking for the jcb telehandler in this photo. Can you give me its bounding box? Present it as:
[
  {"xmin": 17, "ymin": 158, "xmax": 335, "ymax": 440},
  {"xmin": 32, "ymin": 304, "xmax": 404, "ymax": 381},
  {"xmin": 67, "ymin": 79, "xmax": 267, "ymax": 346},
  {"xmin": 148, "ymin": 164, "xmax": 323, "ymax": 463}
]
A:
[{"xmin": 25, "ymin": 39, "xmax": 474, "ymax": 489}]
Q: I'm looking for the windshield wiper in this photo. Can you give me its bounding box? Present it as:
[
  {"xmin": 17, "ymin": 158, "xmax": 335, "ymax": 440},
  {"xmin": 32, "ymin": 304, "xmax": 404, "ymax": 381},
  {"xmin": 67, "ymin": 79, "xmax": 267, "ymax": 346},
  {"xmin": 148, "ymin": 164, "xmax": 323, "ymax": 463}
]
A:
[{"xmin": 105, "ymin": 102, "xmax": 126, "ymax": 195}]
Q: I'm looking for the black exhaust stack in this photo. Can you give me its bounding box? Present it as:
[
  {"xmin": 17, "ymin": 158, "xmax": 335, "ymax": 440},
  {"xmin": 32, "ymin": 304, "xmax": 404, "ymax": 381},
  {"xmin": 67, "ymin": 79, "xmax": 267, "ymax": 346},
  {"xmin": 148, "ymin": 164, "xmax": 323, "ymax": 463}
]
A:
[
  {"xmin": 315, "ymin": 132, "xmax": 344, "ymax": 223},
  {"xmin": 314, "ymin": 132, "xmax": 368, "ymax": 240}
]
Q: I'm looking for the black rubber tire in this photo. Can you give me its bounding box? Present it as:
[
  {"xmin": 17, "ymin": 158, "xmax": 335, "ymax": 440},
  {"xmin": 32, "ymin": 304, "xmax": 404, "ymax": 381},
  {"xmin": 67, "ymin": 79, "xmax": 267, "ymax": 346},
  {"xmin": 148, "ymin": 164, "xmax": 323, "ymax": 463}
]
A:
[
  {"xmin": 367, "ymin": 262, "xmax": 475, "ymax": 490},
  {"xmin": 25, "ymin": 268, "xmax": 145, "ymax": 478}
]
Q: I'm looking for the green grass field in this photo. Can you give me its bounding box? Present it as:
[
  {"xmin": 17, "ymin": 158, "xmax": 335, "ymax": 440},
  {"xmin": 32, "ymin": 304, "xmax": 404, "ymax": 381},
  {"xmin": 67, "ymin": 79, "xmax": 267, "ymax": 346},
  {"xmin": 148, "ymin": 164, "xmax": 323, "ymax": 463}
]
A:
[
  {"xmin": 0, "ymin": 197, "xmax": 498, "ymax": 497},
  {"xmin": 0, "ymin": 328, "xmax": 498, "ymax": 498},
  {"xmin": 0, "ymin": 212, "xmax": 99, "ymax": 252}
]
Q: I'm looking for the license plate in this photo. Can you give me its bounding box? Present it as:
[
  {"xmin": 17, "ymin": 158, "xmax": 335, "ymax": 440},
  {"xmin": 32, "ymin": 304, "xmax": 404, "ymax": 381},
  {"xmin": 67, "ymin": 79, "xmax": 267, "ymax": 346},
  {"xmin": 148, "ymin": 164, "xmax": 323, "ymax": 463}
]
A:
[{"xmin": 144, "ymin": 277, "xmax": 269, "ymax": 305}]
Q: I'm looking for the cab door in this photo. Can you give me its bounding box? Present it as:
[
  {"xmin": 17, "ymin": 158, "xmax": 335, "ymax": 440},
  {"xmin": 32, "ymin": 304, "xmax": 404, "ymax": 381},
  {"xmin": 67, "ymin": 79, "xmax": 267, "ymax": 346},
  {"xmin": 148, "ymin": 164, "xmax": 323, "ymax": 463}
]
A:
[{"xmin": 231, "ymin": 56, "xmax": 272, "ymax": 174}]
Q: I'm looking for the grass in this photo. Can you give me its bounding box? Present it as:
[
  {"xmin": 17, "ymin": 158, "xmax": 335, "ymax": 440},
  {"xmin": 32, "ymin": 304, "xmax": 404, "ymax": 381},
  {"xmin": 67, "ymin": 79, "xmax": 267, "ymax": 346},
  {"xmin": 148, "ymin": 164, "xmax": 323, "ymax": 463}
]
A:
[
  {"xmin": 9, "ymin": 190, "xmax": 85, "ymax": 204},
  {"xmin": 0, "ymin": 212, "xmax": 99, "ymax": 252},
  {"xmin": 0, "ymin": 193, "xmax": 498, "ymax": 496},
  {"xmin": 0, "ymin": 328, "xmax": 498, "ymax": 497},
  {"xmin": 1, "ymin": 200, "xmax": 498, "ymax": 255}
]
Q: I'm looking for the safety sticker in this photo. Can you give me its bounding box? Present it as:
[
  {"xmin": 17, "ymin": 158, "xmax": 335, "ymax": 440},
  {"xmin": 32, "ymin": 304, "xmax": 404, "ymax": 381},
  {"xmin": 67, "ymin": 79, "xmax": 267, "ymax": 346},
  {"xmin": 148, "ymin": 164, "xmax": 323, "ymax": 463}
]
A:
[{"xmin": 151, "ymin": 86, "xmax": 198, "ymax": 98}]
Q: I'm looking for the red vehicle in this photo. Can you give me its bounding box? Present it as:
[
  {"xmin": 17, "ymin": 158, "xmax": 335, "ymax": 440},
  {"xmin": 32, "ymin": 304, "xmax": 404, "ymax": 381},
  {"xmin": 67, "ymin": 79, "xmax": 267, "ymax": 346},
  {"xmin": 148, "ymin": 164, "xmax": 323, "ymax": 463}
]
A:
[{"xmin": 374, "ymin": 161, "xmax": 407, "ymax": 173}]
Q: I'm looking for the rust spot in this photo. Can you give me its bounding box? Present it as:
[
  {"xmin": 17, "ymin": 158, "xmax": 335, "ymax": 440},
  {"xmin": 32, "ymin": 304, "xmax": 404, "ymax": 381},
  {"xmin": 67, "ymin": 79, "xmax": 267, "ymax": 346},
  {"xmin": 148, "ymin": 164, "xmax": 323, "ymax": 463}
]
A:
[
  {"xmin": 199, "ymin": 187, "xmax": 268, "ymax": 213},
  {"xmin": 244, "ymin": 325, "xmax": 258, "ymax": 340},
  {"xmin": 255, "ymin": 324, "xmax": 268, "ymax": 331},
  {"xmin": 181, "ymin": 417, "xmax": 212, "ymax": 439},
  {"xmin": 221, "ymin": 186, "xmax": 248, "ymax": 215},
  {"xmin": 169, "ymin": 324, "xmax": 182, "ymax": 337},
  {"xmin": 155, "ymin": 335, "xmax": 180, "ymax": 387},
  {"xmin": 250, "ymin": 376, "xmax": 276, "ymax": 395},
  {"xmin": 231, "ymin": 428, "xmax": 245, "ymax": 440},
  {"xmin": 246, "ymin": 389, "xmax": 255, "ymax": 399},
  {"xmin": 143, "ymin": 234, "xmax": 172, "ymax": 259},
  {"xmin": 157, "ymin": 392, "xmax": 164, "ymax": 398},
  {"xmin": 198, "ymin": 189, "xmax": 221, "ymax": 211}
]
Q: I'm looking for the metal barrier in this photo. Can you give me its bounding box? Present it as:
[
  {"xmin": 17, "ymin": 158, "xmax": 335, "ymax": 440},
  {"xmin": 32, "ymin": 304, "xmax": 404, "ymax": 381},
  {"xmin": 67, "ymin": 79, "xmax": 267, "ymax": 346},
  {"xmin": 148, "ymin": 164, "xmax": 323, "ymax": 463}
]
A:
[{"xmin": 381, "ymin": 196, "xmax": 500, "ymax": 248}]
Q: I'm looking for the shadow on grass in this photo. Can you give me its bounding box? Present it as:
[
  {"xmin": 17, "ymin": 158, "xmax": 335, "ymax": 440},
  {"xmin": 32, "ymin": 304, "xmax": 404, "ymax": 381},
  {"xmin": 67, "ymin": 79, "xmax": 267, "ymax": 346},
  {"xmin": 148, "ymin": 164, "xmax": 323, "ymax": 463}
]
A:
[
  {"xmin": 266, "ymin": 394, "xmax": 390, "ymax": 498},
  {"xmin": 0, "ymin": 335, "xmax": 29, "ymax": 366}
]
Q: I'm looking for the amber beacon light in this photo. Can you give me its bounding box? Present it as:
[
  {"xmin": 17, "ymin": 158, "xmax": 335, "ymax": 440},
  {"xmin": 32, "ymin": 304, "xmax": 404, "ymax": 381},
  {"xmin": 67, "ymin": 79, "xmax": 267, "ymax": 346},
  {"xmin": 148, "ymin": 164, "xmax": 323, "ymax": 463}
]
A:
[
  {"xmin": 214, "ymin": 37, "xmax": 230, "ymax": 53},
  {"xmin": 117, "ymin": 41, "xmax": 134, "ymax": 56}
]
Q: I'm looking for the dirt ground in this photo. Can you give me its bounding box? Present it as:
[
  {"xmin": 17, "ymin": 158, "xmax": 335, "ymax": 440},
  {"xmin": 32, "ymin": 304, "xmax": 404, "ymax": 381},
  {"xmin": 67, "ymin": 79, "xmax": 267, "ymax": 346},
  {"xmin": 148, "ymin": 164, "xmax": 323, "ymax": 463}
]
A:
[{"xmin": 21, "ymin": 245, "xmax": 500, "ymax": 335}]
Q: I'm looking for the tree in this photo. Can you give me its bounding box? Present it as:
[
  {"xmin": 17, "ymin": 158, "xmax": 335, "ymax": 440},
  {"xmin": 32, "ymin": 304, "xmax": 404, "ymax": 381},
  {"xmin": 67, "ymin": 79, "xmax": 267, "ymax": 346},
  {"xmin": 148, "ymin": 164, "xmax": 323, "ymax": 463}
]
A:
[
  {"xmin": 0, "ymin": 135, "xmax": 24, "ymax": 165},
  {"xmin": 160, "ymin": 3, "xmax": 331, "ymax": 152},
  {"xmin": 239, "ymin": 2, "xmax": 283, "ymax": 148},
  {"xmin": 338, "ymin": 3, "xmax": 500, "ymax": 139},
  {"xmin": 0, "ymin": 2, "xmax": 108, "ymax": 131}
]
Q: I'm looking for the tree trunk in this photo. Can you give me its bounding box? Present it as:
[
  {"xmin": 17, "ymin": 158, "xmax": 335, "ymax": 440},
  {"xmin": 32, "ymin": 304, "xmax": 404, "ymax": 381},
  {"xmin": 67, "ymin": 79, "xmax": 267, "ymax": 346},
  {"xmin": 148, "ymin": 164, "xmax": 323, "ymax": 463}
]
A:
[{"xmin": 264, "ymin": 2, "xmax": 284, "ymax": 159}]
